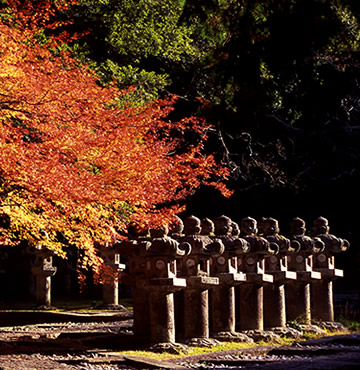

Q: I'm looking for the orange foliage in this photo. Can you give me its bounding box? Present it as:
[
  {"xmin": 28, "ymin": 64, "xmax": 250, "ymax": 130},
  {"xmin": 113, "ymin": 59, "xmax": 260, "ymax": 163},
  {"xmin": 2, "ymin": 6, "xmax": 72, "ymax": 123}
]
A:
[{"xmin": 0, "ymin": 0, "xmax": 231, "ymax": 271}]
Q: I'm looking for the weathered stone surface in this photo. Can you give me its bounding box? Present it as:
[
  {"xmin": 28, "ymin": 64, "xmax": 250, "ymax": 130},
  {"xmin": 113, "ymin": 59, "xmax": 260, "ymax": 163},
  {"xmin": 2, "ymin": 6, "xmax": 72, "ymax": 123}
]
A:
[
  {"xmin": 299, "ymin": 324, "xmax": 327, "ymax": 335},
  {"xmin": 211, "ymin": 331, "xmax": 254, "ymax": 343},
  {"xmin": 183, "ymin": 337, "xmax": 223, "ymax": 347},
  {"xmin": 148, "ymin": 342, "xmax": 192, "ymax": 354},
  {"xmin": 267, "ymin": 327, "xmax": 303, "ymax": 339},
  {"xmin": 243, "ymin": 329, "xmax": 281, "ymax": 342},
  {"xmin": 320, "ymin": 321, "xmax": 349, "ymax": 332}
]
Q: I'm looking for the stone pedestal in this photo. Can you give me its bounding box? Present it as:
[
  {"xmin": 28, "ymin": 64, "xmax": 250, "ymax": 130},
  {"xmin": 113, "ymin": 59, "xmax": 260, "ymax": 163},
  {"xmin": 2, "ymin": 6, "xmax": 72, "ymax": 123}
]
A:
[
  {"xmin": 210, "ymin": 271, "xmax": 246, "ymax": 334},
  {"xmin": 286, "ymin": 269, "xmax": 321, "ymax": 324},
  {"xmin": 147, "ymin": 278, "xmax": 186, "ymax": 343},
  {"xmin": 184, "ymin": 288, "xmax": 209, "ymax": 339},
  {"xmin": 149, "ymin": 290, "xmax": 175, "ymax": 343},
  {"xmin": 183, "ymin": 276, "xmax": 219, "ymax": 339},
  {"xmin": 237, "ymin": 283, "xmax": 264, "ymax": 330},
  {"xmin": 312, "ymin": 279, "xmax": 334, "ymax": 322},
  {"xmin": 34, "ymin": 273, "xmax": 53, "ymax": 307},
  {"xmin": 102, "ymin": 279, "xmax": 119, "ymax": 306},
  {"xmin": 286, "ymin": 279, "xmax": 312, "ymax": 324},
  {"xmin": 312, "ymin": 256, "xmax": 344, "ymax": 322},
  {"xmin": 211, "ymin": 285, "xmax": 235, "ymax": 333},
  {"xmin": 236, "ymin": 253, "xmax": 273, "ymax": 331},
  {"xmin": 286, "ymin": 239, "xmax": 322, "ymax": 325},
  {"xmin": 264, "ymin": 283, "xmax": 286, "ymax": 328},
  {"xmin": 263, "ymin": 255, "xmax": 297, "ymax": 328},
  {"xmin": 133, "ymin": 286, "xmax": 151, "ymax": 340},
  {"xmin": 210, "ymin": 244, "xmax": 247, "ymax": 335}
]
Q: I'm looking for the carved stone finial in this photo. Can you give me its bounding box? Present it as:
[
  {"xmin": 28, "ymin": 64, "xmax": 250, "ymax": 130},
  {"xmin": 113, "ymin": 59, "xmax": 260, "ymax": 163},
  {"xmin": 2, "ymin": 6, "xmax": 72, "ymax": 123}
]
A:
[
  {"xmin": 201, "ymin": 218, "xmax": 214, "ymax": 236},
  {"xmin": 184, "ymin": 215, "xmax": 201, "ymax": 236},
  {"xmin": 214, "ymin": 215, "xmax": 233, "ymax": 236}
]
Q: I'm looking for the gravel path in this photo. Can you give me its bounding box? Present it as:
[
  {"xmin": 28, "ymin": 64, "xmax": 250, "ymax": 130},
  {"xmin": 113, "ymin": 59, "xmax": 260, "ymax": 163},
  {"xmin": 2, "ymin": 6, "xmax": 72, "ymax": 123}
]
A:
[{"xmin": 0, "ymin": 312, "xmax": 359, "ymax": 369}]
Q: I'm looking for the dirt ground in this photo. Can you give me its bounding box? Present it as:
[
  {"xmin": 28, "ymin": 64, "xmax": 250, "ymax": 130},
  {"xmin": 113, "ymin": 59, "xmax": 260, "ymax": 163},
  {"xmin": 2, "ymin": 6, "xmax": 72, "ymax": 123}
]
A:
[
  {"xmin": 0, "ymin": 309, "xmax": 360, "ymax": 369},
  {"xmin": 0, "ymin": 310, "xmax": 138, "ymax": 369}
]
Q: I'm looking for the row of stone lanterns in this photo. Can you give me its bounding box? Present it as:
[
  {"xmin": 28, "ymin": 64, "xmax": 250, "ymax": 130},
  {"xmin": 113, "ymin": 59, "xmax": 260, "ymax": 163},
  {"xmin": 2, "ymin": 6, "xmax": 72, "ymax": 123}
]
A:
[
  {"xmin": 114, "ymin": 215, "xmax": 349, "ymax": 344},
  {"xmin": 25, "ymin": 215, "xmax": 349, "ymax": 346}
]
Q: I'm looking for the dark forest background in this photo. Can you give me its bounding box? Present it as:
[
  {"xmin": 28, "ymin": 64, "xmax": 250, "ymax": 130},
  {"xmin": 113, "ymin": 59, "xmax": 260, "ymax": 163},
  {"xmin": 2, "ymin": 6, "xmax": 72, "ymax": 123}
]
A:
[{"xmin": 2, "ymin": 0, "xmax": 359, "ymax": 302}]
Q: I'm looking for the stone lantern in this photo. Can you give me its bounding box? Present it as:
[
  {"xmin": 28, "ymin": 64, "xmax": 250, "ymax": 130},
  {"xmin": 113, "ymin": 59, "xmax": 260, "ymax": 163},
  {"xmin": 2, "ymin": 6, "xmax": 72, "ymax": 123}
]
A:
[
  {"xmin": 115, "ymin": 238, "xmax": 152, "ymax": 340},
  {"xmin": 311, "ymin": 217, "xmax": 350, "ymax": 322},
  {"xmin": 287, "ymin": 217, "xmax": 324, "ymax": 324},
  {"xmin": 237, "ymin": 217, "xmax": 277, "ymax": 331},
  {"xmin": 142, "ymin": 225, "xmax": 190, "ymax": 343},
  {"xmin": 118, "ymin": 225, "xmax": 190, "ymax": 343},
  {"xmin": 260, "ymin": 217, "xmax": 298, "ymax": 329},
  {"xmin": 100, "ymin": 244, "xmax": 126, "ymax": 308},
  {"xmin": 177, "ymin": 216, "xmax": 223, "ymax": 341},
  {"xmin": 210, "ymin": 216, "xmax": 249, "ymax": 338},
  {"xmin": 29, "ymin": 245, "xmax": 57, "ymax": 308}
]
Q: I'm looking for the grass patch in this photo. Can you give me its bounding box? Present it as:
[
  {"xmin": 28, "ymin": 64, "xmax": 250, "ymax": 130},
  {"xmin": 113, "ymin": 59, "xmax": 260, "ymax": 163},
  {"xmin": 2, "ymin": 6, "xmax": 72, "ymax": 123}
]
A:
[
  {"xmin": 121, "ymin": 342, "xmax": 267, "ymax": 361},
  {"xmin": 117, "ymin": 328, "xmax": 352, "ymax": 361},
  {"xmin": 120, "ymin": 337, "xmax": 300, "ymax": 361}
]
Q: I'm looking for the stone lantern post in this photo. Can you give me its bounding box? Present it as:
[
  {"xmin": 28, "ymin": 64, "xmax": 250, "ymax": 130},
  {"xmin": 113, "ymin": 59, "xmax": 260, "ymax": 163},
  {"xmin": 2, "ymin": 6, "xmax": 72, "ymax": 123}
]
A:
[
  {"xmin": 260, "ymin": 217, "xmax": 298, "ymax": 329},
  {"xmin": 177, "ymin": 216, "xmax": 223, "ymax": 341},
  {"xmin": 143, "ymin": 225, "xmax": 190, "ymax": 343},
  {"xmin": 237, "ymin": 217, "xmax": 277, "ymax": 331},
  {"xmin": 287, "ymin": 217, "xmax": 324, "ymax": 324},
  {"xmin": 210, "ymin": 216, "xmax": 249, "ymax": 338},
  {"xmin": 311, "ymin": 217, "xmax": 350, "ymax": 322}
]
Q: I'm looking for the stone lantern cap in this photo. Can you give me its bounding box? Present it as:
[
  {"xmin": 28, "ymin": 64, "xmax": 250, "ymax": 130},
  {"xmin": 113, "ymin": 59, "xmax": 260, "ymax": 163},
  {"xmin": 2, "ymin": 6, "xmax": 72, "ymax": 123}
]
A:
[
  {"xmin": 100, "ymin": 245, "xmax": 126, "ymax": 270},
  {"xmin": 29, "ymin": 245, "xmax": 57, "ymax": 277},
  {"xmin": 260, "ymin": 217, "xmax": 300, "ymax": 254},
  {"xmin": 310, "ymin": 217, "xmax": 348, "ymax": 280},
  {"xmin": 240, "ymin": 217, "xmax": 279, "ymax": 256},
  {"xmin": 214, "ymin": 215, "xmax": 250, "ymax": 255},
  {"xmin": 289, "ymin": 217, "xmax": 325, "ymax": 255},
  {"xmin": 133, "ymin": 225, "xmax": 190, "ymax": 291},
  {"xmin": 173, "ymin": 216, "xmax": 221, "ymax": 287},
  {"xmin": 312, "ymin": 217, "xmax": 350, "ymax": 254}
]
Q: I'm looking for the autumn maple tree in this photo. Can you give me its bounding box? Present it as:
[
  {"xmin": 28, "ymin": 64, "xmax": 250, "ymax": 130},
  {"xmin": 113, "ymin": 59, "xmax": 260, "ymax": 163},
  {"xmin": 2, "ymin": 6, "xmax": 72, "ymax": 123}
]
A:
[{"xmin": 0, "ymin": 0, "xmax": 230, "ymax": 273}]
